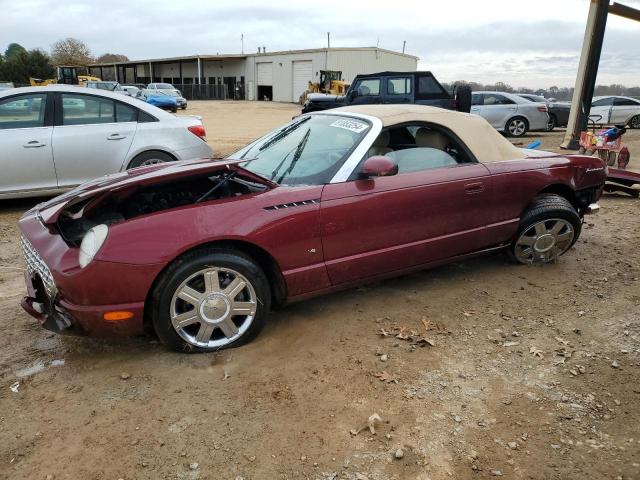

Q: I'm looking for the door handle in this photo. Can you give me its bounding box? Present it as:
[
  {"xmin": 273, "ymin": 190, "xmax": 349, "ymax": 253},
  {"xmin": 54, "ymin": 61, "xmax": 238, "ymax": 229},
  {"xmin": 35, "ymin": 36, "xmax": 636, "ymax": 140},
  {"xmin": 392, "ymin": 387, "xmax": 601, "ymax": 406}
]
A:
[
  {"xmin": 23, "ymin": 141, "xmax": 46, "ymax": 148},
  {"xmin": 464, "ymin": 182, "xmax": 484, "ymax": 194},
  {"xmin": 107, "ymin": 133, "xmax": 126, "ymax": 140}
]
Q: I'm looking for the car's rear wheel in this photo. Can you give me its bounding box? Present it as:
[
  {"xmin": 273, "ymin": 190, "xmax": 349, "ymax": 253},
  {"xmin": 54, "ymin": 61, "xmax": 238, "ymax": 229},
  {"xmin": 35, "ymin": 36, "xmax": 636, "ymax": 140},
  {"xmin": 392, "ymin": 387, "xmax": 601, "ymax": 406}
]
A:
[
  {"xmin": 510, "ymin": 195, "xmax": 581, "ymax": 264},
  {"xmin": 546, "ymin": 114, "xmax": 557, "ymax": 131},
  {"xmin": 629, "ymin": 115, "xmax": 640, "ymax": 129},
  {"xmin": 128, "ymin": 150, "xmax": 174, "ymax": 168},
  {"xmin": 151, "ymin": 248, "xmax": 271, "ymax": 352},
  {"xmin": 505, "ymin": 117, "xmax": 529, "ymax": 137}
]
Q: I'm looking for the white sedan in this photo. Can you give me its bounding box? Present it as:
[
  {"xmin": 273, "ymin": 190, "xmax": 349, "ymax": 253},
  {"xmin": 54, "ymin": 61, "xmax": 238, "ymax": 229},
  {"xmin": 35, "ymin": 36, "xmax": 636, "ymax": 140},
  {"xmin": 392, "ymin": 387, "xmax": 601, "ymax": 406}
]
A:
[
  {"xmin": 0, "ymin": 85, "xmax": 213, "ymax": 199},
  {"xmin": 589, "ymin": 96, "xmax": 640, "ymax": 129},
  {"xmin": 471, "ymin": 91, "xmax": 549, "ymax": 137}
]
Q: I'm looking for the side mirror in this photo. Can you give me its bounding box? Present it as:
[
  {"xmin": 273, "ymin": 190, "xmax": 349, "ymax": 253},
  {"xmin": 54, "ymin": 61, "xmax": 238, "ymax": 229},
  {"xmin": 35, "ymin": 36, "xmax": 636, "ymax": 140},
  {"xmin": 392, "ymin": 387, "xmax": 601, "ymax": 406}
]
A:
[
  {"xmin": 347, "ymin": 89, "xmax": 357, "ymax": 101},
  {"xmin": 360, "ymin": 156, "xmax": 398, "ymax": 178}
]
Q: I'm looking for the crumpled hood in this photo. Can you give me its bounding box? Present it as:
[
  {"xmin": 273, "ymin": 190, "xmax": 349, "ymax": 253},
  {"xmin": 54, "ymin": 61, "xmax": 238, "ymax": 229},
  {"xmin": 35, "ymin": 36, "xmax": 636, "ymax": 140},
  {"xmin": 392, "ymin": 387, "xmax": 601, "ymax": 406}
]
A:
[{"xmin": 32, "ymin": 158, "xmax": 276, "ymax": 225}]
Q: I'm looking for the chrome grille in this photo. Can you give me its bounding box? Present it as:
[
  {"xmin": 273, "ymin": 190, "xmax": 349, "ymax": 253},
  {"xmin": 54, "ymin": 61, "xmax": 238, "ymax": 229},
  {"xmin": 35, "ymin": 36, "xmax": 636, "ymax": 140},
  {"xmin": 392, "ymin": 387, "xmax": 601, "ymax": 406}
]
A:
[{"xmin": 21, "ymin": 235, "xmax": 57, "ymax": 298}]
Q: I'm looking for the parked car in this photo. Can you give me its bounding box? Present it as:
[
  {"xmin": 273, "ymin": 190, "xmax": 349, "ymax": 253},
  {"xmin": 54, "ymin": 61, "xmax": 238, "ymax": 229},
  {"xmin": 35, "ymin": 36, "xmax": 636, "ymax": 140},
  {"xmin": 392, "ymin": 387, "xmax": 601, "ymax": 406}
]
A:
[
  {"xmin": 85, "ymin": 81, "xmax": 126, "ymax": 94},
  {"xmin": 137, "ymin": 89, "xmax": 179, "ymax": 112},
  {"xmin": 147, "ymin": 83, "xmax": 187, "ymax": 109},
  {"xmin": 0, "ymin": 81, "xmax": 15, "ymax": 91},
  {"xmin": 589, "ymin": 96, "xmax": 640, "ymax": 129},
  {"xmin": 517, "ymin": 94, "xmax": 571, "ymax": 131},
  {"xmin": 471, "ymin": 91, "xmax": 549, "ymax": 137},
  {"xmin": 0, "ymin": 85, "xmax": 212, "ymax": 199},
  {"xmin": 301, "ymin": 71, "xmax": 471, "ymax": 114},
  {"xmin": 120, "ymin": 85, "xmax": 141, "ymax": 97},
  {"xmin": 19, "ymin": 104, "xmax": 605, "ymax": 352}
]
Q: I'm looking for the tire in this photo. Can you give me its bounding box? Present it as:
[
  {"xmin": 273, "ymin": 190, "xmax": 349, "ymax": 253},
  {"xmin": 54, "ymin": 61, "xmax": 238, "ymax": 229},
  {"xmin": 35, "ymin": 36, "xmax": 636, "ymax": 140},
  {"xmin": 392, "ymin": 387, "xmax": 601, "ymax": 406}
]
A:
[
  {"xmin": 509, "ymin": 194, "xmax": 581, "ymax": 265},
  {"xmin": 171, "ymin": 107, "xmax": 177, "ymax": 113},
  {"xmin": 546, "ymin": 114, "xmax": 557, "ymax": 131},
  {"xmin": 505, "ymin": 117, "xmax": 529, "ymax": 137},
  {"xmin": 127, "ymin": 151, "xmax": 175, "ymax": 168},
  {"xmin": 629, "ymin": 115, "xmax": 640, "ymax": 129},
  {"xmin": 455, "ymin": 84, "xmax": 472, "ymax": 113},
  {"xmin": 151, "ymin": 248, "xmax": 271, "ymax": 353},
  {"xmin": 181, "ymin": 106, "xmax": 187, "ymax": 110}
]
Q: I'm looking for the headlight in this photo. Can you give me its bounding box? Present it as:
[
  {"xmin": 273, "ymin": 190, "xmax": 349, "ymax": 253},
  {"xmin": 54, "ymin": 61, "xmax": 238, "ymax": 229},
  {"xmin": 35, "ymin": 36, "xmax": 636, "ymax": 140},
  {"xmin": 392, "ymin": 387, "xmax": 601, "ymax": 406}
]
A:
[{"xmin": 79, "ymin": 224, "xmax": 108, "ymax": 268}]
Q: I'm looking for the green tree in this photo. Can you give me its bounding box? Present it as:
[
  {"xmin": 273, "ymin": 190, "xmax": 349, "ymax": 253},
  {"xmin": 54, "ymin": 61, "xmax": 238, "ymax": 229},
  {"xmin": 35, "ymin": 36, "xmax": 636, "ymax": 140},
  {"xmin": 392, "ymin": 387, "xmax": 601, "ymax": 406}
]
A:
[{"xmin": 4, "ymin": 43, "xmax": 27, "ymax": 59}]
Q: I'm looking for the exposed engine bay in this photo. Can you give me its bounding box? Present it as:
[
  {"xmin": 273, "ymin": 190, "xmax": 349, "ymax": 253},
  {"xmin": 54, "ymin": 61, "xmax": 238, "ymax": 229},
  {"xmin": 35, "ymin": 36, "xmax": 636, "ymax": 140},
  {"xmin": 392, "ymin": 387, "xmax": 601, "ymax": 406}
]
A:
[{"xmin": 56, "ymin": 172, "xmax": 266, "ymax": 245}]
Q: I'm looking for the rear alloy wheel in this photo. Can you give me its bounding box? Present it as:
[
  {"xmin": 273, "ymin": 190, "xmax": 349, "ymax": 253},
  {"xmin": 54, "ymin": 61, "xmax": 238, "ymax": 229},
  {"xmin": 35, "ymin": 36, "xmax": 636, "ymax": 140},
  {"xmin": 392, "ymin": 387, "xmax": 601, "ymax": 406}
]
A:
[
  {"xmin": 152, "ymin": 249, "xmax": 270, "ymax": 352},
  {"xmin": 629, "ymin": 115, "xmax": 640, "ymax": 129},
  {"xmin": 506, "ymin": 117, "xmax": 528, "ymax": 137},
  {"xmin": 546, "ymin": 114, "xmax": 557, "ymax": 131},
  {"xmin": 510, "ymin": 195, "xmax": 581, "ymax": 264},
  {"xmin": 128, "ymin": 151, "xmax": 174, "ymax": 168}
]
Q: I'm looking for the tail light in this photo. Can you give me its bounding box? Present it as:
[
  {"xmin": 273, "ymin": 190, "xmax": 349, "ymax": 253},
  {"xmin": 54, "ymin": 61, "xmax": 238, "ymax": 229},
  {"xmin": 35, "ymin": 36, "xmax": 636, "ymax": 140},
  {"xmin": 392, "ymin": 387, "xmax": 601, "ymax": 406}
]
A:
[
  {"xmin": 537, "ymin": 105, "xmax": 548, "ymax": 113},
  {"xmin": 188, "ymin": 124, "xmax": 207, "ymax": 141}
]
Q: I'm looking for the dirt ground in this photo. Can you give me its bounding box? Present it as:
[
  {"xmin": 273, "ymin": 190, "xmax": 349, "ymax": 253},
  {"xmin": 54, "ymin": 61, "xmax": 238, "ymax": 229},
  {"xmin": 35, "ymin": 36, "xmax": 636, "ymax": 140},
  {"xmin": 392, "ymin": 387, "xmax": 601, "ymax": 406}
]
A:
[{"xmin": 0, "ymin": 101, "xmax": 639, "ymax": 480}]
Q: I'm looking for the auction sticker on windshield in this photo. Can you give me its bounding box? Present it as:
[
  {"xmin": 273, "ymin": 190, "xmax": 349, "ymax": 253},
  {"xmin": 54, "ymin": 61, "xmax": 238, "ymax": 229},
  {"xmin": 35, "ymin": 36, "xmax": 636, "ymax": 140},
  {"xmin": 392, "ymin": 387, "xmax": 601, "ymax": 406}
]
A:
[{"xmin": 329, "ymin": 118, "xmax": 369, "ymax": 133}]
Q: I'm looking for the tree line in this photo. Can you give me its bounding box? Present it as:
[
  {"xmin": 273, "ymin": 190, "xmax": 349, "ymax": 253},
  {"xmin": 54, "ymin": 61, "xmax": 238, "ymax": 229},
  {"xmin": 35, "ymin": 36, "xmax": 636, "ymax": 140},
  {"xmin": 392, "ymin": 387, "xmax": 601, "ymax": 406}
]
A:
[
  {"xmin": 0, "ymin": 38, "xmax": 128, "ymax": 84},
  {"xmin": 443, "ymin": 81, "xmax": 640, "ymax": 101}
]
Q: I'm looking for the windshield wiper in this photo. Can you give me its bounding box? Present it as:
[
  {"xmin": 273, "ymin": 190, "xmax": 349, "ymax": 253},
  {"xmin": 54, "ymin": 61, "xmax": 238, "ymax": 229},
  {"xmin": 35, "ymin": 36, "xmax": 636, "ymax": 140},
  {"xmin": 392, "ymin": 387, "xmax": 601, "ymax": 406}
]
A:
[
  {"xmin": 268, "ymin": 127, "xmax": 311, "ymax": 183},
  {"xmin": 196, "ymin": 171, "xmax": 237, "ymax": 203},
  {"xmin": 275, "ymin": 128, "xmax": 311, "ymax": 184},
  {"xmin": 258, "ymin": 116, "xmax": 310, "ymax": 152}
]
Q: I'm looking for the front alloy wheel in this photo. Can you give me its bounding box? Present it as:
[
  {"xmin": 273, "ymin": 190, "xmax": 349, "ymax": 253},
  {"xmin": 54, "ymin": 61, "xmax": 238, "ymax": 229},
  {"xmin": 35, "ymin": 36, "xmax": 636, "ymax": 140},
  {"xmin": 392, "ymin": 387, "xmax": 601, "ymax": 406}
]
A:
[
  {"xmin": 514, "ymin": 218, "xmax": 575, "ymax": 264},
  {"xmin": 170, "ymin": 268, "xmax": 257, "ymax": 349}
]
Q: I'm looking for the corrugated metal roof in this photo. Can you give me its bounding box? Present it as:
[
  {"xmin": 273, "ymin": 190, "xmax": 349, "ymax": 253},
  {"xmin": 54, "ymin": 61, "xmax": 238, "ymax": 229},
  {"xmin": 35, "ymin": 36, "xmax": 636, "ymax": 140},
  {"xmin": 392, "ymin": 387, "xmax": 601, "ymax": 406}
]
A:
[{"xmin": 90, "ymin": 47, "xmax": 419, "ymax": 67}]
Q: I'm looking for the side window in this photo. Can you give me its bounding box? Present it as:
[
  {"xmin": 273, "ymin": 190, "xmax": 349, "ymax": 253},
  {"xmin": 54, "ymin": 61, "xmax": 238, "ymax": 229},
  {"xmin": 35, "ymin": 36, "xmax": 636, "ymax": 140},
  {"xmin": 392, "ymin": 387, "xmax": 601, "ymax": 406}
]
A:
[
  {"xmin": 116, "ymin": 102, "xmax": 137, "ymax": 122},
  {"xmin": 355, "ymin": 79, "xmax": 380, "ymax": 96},
  {"xmin": 483, "ymin": 94, "xmax": 514, "ymax": 105},
  {"xmin": 387, "ymin": 77, "xmax": 411, "ymax": 95},
  {"xmin": 0, "ymin": 93, "xmax": 47, "ymax": 130},
  {"xmin": 471, "ymin": 93, "xmax": 482, "ymax": 106},
  {"xmin": 613, "ymin": 97, "xmax": 639, "ymax": 106},
  {"xmin": 592, "ymin": 97, "xmax": 614, "ymax": 107},
  {"xmin": 138, "ymin": 110, "xmax": 157, "ymax": 123},
  {"xmin": 416, "ymin": 75, "xmax": 447, "ymax": 99},
  {"xmin": 62, "ymin": 94, "xmax": 115, "ymax": 125},
  {"xmin": 366, "ymin": 124, "xmax": 473, "ymax": 175}
]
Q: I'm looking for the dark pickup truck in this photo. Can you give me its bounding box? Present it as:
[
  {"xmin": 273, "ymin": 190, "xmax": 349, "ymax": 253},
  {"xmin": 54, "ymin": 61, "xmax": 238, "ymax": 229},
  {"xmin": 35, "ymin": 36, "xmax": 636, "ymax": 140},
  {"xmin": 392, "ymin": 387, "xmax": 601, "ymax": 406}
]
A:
[{"xmin": 301, "ymin": 71, "xmax": 471, "ymax": 114}]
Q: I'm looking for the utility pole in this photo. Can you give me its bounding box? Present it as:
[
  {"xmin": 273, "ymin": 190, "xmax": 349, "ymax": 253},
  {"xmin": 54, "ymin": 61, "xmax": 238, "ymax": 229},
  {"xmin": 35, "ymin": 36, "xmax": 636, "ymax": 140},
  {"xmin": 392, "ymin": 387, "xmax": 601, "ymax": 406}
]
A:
[
  {"xmin": 402, "ymin": 40, "xmax": 406, "ymax": 54},
  {"xmin": 327, "ymin": 32, "xmax": 330, "ymax": 49},
  {"xmin": 241, "ymin": 33, "xmax": 244, "ymax": 54}
]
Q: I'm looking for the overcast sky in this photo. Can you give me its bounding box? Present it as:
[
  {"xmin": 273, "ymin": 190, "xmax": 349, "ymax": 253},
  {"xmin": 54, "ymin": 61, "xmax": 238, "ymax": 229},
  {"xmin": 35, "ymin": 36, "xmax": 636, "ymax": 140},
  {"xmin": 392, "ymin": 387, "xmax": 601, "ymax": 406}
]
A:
[{"xmin": 1, "ymin": 0, "xmax": 638, "ymax": 88}]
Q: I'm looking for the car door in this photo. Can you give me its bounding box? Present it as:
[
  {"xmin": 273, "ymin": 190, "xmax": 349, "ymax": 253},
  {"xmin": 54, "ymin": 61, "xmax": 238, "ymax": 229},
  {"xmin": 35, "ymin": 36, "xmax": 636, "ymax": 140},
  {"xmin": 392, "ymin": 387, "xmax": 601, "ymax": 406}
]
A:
[
  {"xmin": 477, "ymin": 93, "xmax": 517, "ymax": 129},
  {"xmin": 348, "ymin": 78, "xmax": 382, "ymax": 105},
  {"xmin": 52, "ymin": 92, "xmax": 138, "ymax": 187},
  {"xmin": 320, "ymin": 126, "xmax": 492, "ymax": 285},
  {"xmin": 0, "ymin": 92, "xmax": 58, "ymax": 195},
  {"xmin": 589, "ymin": 97, "xmax": 613, "ymax": 124},
  {"xmin": 610, "ymin": 97, "xmax": 640, "ymax": 125},
  {"xmin": 383, "ymin": 76, "xmax": 412, "ymax": 104}
]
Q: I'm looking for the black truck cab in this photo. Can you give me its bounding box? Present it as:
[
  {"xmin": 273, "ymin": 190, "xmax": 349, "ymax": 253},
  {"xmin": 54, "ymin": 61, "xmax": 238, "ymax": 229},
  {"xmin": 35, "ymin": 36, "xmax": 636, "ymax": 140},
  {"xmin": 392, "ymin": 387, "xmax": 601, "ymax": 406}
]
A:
[{"xmin": 302, "ymin": 71, "xmax": 471, "ymax": 114}]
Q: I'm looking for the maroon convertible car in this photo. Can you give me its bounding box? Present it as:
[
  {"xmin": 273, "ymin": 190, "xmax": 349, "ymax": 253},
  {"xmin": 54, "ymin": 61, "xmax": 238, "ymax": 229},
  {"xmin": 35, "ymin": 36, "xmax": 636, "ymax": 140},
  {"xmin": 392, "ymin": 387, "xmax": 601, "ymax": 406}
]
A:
[{"xmin": 20, "ymin": 105, "xmax": 606, "ymax": 352}]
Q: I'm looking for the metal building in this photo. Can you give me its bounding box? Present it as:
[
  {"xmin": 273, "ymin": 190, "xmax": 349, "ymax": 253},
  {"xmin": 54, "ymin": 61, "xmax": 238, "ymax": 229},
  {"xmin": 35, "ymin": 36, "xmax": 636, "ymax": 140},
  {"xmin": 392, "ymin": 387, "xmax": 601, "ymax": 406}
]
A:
[{"xmin": 89, "ymin": 47, "xmax": 418, "ymax": 102}]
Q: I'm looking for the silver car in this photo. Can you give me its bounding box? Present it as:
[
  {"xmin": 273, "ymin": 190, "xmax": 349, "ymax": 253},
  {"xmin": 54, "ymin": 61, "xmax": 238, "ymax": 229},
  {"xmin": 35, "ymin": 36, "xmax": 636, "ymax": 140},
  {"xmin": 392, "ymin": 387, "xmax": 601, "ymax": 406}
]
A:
[
  {"xmin": 0, "ymin": 85, "xmax": 213, "ymax": 199},
  {"xmin": 471, "ymin": 91, "xmax": 549, "ymax": 137},
  {"xmin": 590, "ymin": 96, "xmax": 640, "ymax": 128}
]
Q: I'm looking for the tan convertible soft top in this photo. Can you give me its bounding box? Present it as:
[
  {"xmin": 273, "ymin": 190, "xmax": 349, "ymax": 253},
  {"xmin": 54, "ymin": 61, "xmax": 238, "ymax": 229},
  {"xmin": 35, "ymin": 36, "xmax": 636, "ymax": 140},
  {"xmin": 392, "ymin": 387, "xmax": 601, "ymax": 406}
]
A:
[{"xmin": 333, "ymin": 104, "xmax": 523, "ymax": 163}]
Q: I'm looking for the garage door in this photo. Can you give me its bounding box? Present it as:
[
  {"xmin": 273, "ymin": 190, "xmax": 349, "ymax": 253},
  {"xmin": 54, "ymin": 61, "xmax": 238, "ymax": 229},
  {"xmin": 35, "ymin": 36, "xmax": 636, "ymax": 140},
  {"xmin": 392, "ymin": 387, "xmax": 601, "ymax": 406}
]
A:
[
  {"xmin": 292, "ymin": 60, "xmax": 313, "ymax": 102},
  {"xmin": 256, "ymin": 62, "xmax": 273, "ymax": 86}
]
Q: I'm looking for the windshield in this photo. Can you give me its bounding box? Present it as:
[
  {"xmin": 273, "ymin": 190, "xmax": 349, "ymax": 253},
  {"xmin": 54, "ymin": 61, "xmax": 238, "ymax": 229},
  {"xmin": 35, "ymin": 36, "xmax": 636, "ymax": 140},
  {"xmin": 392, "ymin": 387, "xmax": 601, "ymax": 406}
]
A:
[
  {"xmin": 228, "ymin": 114, "xmax": 370, "ymax": 186},
  {"xmin": 156, "ymin": 83, "xmax": 174, "ymax": 89},
  {"xmin": 521, "ymin": 94, "xmax": 546, "ymax": 103}
]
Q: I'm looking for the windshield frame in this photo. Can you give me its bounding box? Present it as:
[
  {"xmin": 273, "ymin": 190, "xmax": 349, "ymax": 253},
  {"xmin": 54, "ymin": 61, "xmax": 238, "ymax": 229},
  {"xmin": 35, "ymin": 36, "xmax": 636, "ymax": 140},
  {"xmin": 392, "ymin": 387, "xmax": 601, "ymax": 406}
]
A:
[{"xmin": 228, "ymin": 111, "xmax": 383, "ymax": 186}]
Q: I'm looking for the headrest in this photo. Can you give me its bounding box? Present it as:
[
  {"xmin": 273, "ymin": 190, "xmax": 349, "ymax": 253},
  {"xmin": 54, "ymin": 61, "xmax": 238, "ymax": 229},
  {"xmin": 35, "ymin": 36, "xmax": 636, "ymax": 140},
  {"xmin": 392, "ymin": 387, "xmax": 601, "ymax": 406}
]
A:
[
  {"xmin": 415, "ymin": 128, "xmax": 448, "ymax": 150},
  {"xmin": 372, "ymin": 130, "xmax": 390, "ymax": 147}
]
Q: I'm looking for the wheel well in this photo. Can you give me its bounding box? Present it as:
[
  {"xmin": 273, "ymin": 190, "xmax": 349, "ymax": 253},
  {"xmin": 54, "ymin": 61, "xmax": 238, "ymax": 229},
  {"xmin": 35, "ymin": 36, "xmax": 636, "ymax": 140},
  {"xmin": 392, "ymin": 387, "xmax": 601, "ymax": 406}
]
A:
[
  {"xmin": 128, "ymin": 149, "xmax": 177, "ymax": 169},
  {"xmin": 142, "ymin": 239, "xmax": 287, "ymax": 333},
  {"xmin": 536, "ymin": 184, "xmax": 577, "ymax": 207}
]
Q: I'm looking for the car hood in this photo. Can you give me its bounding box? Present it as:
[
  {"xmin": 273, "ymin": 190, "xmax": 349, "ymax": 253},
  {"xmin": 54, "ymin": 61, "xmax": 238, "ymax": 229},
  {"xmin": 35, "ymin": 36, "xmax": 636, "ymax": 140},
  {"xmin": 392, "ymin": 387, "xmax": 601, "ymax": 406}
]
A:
[
  {"xmin": 33, "ymin": 158, "xmax": 278, "ymax": 225},
  {"xmin": 307, "ymin": 93, "xmax": 346, "ymax": 103}
]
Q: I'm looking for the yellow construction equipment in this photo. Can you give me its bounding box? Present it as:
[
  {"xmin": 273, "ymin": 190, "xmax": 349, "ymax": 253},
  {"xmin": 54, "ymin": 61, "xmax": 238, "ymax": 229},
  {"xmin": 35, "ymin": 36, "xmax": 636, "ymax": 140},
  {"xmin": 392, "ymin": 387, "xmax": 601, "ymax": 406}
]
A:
[
  {"xmin": 29, "ymin": 66, "xmax": 101, "ymax": 87},
  {"xmin": 299, "ymin": 70, "xmax": 349, "ymax": 104}
]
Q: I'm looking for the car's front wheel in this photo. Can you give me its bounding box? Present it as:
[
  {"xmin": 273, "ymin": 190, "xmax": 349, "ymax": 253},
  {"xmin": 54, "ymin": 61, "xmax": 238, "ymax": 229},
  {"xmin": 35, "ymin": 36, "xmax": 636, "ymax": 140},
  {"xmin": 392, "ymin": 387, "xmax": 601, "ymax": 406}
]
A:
[
  {"xmin": 510, "ymin": 195, "xmax": 581, "ymax": 264},
  {"xmin": 152, "ymin": 248, "xmax": 271, "ymax": 352},
  {"xmin": 505, "ymin": 117, "xmax": 529, "ymax": 137}
]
